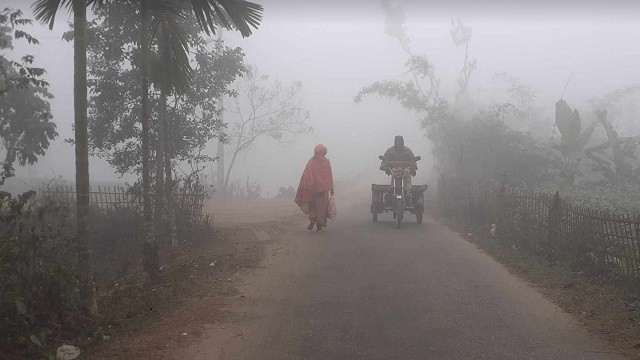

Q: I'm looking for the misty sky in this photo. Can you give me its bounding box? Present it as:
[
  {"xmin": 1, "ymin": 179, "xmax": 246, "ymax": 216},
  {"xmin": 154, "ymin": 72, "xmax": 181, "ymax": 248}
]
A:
[{"xmin": 3, "ymin": 0, "xmax": 639, "ymax": 194}]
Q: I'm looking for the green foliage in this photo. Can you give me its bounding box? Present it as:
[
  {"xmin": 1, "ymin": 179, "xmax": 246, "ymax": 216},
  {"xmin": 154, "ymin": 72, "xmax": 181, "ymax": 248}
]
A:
[
  {"xmin": 494, "ymin": 72, "xmax": 538, "ymax": 109},
  {"xmin": 354, "ymin": 79, "xmax": 428, "ymax": 113},
  {"xmin": 429, "ymin": 102, "xmax": 555, "ymax": 188},
  {"xmin": 0, "ymin": 8, "xmax": 50, "ymax": 93},
  {"xmin": 0, "ymin": 8, "xmax": 57, "ymax": 184},
  {"xmin": 539, "ymin": 182, "xmax": 640, "ymax": 214},
  {"xmin": 553, "ymin": 97, "xmax": 640, "ymax": 186},
  {"xmin": 491, "ymin": 73, "xmax": 550, "ymax": 137},
  {"xmin": 85, "ymin": 2, "xmax": 246, "ymax": 175},
  {"xmin": 377, "ymin": 1, "xmax": 440, "ymax": 104},
  {"xmin": 0, "ymin": 191, "xmax": 78, "ymax": 358},
  {"xmin": 550, "ymin": 99, "xmax": 598, "ymax": 184},
  {"xmin": 450, "ymin": 19, "xmax": 472, "ymax": 46},
  {"xmin": 450, "ymin": 19, "xmax": 476, "ymax": 100},
  {"xmin": 584, "ymin": 109, "xmax": 640, "ymax": 185},
  {"xmin": 32, "ymin": 0, "xmax": 263, "ymax": 36}
]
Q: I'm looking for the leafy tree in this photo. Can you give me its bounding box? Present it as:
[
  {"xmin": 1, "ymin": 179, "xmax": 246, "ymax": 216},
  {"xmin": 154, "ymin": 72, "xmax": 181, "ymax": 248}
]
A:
[
  {"xmin": 450, "ymin": 19, "xmax": 476, "ymax": 102},
  {"xmin": 0, "ymin": 9, "xmax": 49, "ymax": 94},
  {"xmin": 84, "ymin": 2, "xmax": 247, "ymax": 249},
  {"xmin": 357, "ymin": 1, "xmax": 476, "ymax": 123},
  {"xmin": 33, "ymin": 0, "xmax": 261, "ymax": 292},
  {"xmin": 85, "ymin": 4, "xmax": 245, "ymax": 175},
  {"xmin": 376, "ymin": 0, "xmax": 440, "ymax": 105},
  {"xmin": 459, "ymin": 103, "xmax": 554, "ymax": 188},
  {"xmin": 224, "ymin": 66, "xmax": 311, "ymax": 192},
  {"xmin": 138, "ymin": 0, "xmax": 261, "ymax": 279},
  {"xmin": 0, "ymin": 9, "xmax": 57, "ymax": 185},
  {"xmin": 491, "ymin": 72, "xmax": 549, "ymax": 137}
]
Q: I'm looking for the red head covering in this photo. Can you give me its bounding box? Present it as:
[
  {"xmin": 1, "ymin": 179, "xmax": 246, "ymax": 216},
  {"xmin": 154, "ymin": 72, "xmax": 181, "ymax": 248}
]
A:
[
  {"xmin": 314, "ymin": 144, "xmax": 327, "ymax": 156},
  {"xmin": 295, "ymin": 144, "xmax": 334, "ymax": 205}
]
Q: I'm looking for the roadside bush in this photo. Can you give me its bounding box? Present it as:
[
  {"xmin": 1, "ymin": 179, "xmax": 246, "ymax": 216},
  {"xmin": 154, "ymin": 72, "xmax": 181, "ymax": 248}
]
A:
[
  {"xmin": 275, "ymin": 186, "xmax": 295, "ymax": 199},
  {"xmin": 0, "ymin": 191, "xmax": 79, "ymax": 358},
  {"xmin": 1, "ymin": 179, "xmax": 212, "ymax": 358},
  {"xmin": 228, "ymin": 177, "xmax": 263, "ymax": 200},
  {"xmin": 429, "ymin": 102, "xmax": 556, "ymax": 190},
  {"xmin": 91, "ymin": 207, "xmax": 143, "ymax": 281}
]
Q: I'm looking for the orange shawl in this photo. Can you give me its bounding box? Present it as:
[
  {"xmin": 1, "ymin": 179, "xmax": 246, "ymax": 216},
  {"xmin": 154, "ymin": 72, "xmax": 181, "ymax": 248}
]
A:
[{"xmin": 295, "ymin": 145, "xmax": 334, "ymax": 206}]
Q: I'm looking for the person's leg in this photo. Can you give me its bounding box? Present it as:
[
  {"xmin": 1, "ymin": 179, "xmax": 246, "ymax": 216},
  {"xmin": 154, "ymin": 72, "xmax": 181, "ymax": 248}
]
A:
[
  {"xmin": 308, "ymin": 200, "xmax": 318, "ymax": 229},
  {"xmin": 315, "ymin": 192, "xmax": 329, "ymax": 229}
]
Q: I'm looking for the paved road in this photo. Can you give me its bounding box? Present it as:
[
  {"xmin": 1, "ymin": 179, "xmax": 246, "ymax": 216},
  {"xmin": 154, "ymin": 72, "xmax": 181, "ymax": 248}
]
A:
[{"xmin": 178, "ymin": 200, "xmax": 624, "ymax": 360}]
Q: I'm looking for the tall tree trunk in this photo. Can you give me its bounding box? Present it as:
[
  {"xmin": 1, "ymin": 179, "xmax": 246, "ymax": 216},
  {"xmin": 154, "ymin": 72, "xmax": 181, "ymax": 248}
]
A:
[
  {"xmin": 154, "ymin": 90, "xmax": 166, "ymax": 239},
  {"xmin": 223, "ymin": 147, "xmax": 240, "ymax": 195},
  {"xmin": 140, "ymin": 0, "xmax": 159, "ymax": 281},
  {"xmin": 72, "ymin": 0, "xmax": 97, "ymax": 314},
  {"xmin": 164, "ymin": 112, "xmax": 178, "ymax": 248},
  {"xmin": 217, "ymin": 97, "xmax": 225, "ymax": 198},
  {"xmin": 216, "ymin": 31, "xmax": 226, "ymax": 199}
]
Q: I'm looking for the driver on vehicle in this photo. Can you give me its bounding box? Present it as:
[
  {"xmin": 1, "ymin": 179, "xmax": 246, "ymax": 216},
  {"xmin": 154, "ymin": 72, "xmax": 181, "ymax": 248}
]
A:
[{"xmin": 380, "ymin": 135, "xmax": 417, "ymax": 196}]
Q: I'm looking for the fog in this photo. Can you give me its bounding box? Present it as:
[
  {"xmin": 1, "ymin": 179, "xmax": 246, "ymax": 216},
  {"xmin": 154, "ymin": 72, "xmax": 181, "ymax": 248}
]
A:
[
  {"xmin": 4, "ymin": 1, "xmax": 640, "ymax": 357},
  {"xmin": 3, "ymin": 0, "xmax": 640, "ymax": 195}
]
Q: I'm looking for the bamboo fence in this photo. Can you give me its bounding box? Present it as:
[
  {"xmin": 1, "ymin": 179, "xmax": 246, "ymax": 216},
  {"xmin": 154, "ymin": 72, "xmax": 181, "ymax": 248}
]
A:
[
  {"xmin": 438, "ymin": 175, "xmax": 640, "ymax": 278},
  {"xmin": 38, "ymin": 185, "xmax": 207, "ymax": 224}
]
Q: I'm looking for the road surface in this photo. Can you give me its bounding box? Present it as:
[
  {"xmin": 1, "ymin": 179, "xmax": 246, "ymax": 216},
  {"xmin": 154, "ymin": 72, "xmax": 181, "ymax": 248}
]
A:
[{"xmin": 174, "ymin": 199, "xmax": 624, "ymax": 360}]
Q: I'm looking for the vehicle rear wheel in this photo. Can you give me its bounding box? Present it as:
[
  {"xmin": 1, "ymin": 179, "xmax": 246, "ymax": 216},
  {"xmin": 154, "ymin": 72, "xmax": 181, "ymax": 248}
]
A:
[{"xmin": 417, "ymin": 212, "xmax": 423, "ymax": 224}]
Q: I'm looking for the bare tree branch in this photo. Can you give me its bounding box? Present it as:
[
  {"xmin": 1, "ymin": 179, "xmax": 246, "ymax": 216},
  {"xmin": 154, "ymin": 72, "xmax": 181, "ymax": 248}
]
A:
[{"xmin": 224, "ymin": 65, "xmax": 312, "ymax": 190}]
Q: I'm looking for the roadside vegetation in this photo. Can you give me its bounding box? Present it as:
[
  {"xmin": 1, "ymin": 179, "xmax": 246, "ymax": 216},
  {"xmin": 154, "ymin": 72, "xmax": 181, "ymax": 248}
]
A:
[
  {"xmin": 356, "ymin": 1, "xmax": 640, "ymax": 354},
  {"xmin": 0, "ymin": 1, "xmax": 266, "ymax": 357},
  {"xmin": 356, "ymin": 1, "xmax": 640, "ymax": 213}
]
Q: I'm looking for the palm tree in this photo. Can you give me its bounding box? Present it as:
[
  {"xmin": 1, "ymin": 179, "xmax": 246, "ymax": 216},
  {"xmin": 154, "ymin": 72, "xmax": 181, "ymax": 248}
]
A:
[
  {"xmin": 33, "ymin": 0, "xmax": 263, "ymax": 286},
  {"xmin": 139, "ymin": 0, "xmax": 263, "ymax": 280},
  {"xmin": 32, "ymin": 0, "xmax": 103, "ymax": 314}
]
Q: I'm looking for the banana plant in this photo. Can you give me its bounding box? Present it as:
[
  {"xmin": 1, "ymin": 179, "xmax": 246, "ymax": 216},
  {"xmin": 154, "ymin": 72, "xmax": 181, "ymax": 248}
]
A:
[
  {"xmin": 553, "ymin": 99, "xmax": 599, "ymax": 185},
  {"xmin": 585, "ymin": 109, "xmax": 640, "ymax": 184}
]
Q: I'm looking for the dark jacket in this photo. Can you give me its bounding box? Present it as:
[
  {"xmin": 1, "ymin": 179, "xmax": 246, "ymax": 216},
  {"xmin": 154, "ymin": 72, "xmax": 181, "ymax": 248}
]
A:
[{"xmin": 381, "ymin": 145, "xmax": 417, "ymax": 174}]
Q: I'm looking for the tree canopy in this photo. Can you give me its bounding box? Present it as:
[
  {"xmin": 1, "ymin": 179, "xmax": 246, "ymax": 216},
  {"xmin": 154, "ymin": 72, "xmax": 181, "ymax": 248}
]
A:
[
  {"xmin": 85, "ymin": 2, "xmax": 246, "ymax": 175},
  {"xmin": 0, "ymin": 9, "xmax": 57, "ymax": 184}
]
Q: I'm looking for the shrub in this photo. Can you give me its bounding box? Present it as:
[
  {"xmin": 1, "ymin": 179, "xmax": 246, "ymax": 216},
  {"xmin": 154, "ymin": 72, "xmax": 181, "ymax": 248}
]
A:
[
  {"xmin": 429, "ymin": 102, "xmax": 556, "ymax": 189},
  {"xmin": 275, "ymin": 186, "xmax": 295, "ymax": 199},
  {"xmin": 0, "ymin": 191, "xmax": 78, "ymax": 358},
  {"xmin": 539, "ymin": 182, "xmax": 640, "ymax": 214}
]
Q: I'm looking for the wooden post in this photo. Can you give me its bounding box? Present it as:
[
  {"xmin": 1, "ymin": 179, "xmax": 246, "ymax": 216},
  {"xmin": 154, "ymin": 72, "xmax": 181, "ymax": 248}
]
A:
[
  {"xmin": 495, "ymin": 174, "xmax": 507, "ymax": 244},
  {"xmin": 546, "ymin": 191, "xmax": 562, "ymax": 260}
]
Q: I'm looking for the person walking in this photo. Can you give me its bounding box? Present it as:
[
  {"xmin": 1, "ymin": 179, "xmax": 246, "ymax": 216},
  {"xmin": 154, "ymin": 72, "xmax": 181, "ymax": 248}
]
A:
[{"xmin": 295, "ymin": 144, "xmax": 335, "ymax": 231}]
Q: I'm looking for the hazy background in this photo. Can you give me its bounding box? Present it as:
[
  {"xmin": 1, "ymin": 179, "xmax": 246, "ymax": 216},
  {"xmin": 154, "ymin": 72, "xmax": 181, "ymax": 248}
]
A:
[{"xmin": 3, "ymin": 0, "xmax": 639, "ymax": 195}]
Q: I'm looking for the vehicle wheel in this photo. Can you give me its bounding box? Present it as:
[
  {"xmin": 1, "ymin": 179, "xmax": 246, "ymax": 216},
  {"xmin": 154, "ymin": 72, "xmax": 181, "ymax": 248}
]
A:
[
  {"xmin": 395, "ymin": 200, "xmax": 404, "ymax": 229},
  {"xmin": 417, "ymin": 212, "xmax": 423, "ymax": 224},
  {"xmin": 373, "ymin": 212, "xmax": 378, "ymax": 223}
]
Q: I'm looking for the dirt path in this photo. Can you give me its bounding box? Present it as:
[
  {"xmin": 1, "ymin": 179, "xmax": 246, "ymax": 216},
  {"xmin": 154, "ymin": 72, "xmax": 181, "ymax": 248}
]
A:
[
  {"xmin": 165, "ymin": 197, "xmax": 626, "ymax": 360},
  {"xmin": 84, "ymin": 199, "xmax": 298, "ymax": 359}
]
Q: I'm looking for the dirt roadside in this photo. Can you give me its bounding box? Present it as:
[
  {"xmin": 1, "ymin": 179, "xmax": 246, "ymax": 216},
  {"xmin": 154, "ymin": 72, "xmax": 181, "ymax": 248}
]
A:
[
  {"xmin": 438, "ymin": 213, "xmax": 640, "ymax": 358},
  {"xmin": 82, "ymin": 198, "xmax": 302, "ymax": 359}
]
